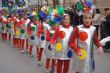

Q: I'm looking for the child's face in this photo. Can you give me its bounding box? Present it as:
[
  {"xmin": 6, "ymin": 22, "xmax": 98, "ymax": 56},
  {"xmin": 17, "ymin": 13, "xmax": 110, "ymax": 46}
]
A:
[
  {"xmin": 24, "ymin": 14, "xmax": 28, "ymax": 19},
  {"xmin": 83, "ymin": 13, "xmax": 93, "ymax": 26},
  {"xmin": 34, "ymin": 20, "xmax": 39, "ymax": 25},
  {"xmin": 63, "ymin": 16, "xmax": 70, "ymax": 25}
]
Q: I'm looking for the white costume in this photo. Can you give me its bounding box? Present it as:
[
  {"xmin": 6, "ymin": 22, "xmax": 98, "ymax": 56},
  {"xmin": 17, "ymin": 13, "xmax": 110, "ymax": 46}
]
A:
[
  {"xmin": 29, "ymin": 23, "xmax": 38, "ymax": 45},
  {"xmin": 55, "ymin": 25, "xmax": 74, "ymax": 60},
  {"xmin": 38, "ymin": 23, "xmax": 51, "ymax": 49},
  {"xmin": 1, "ymin": 16, "xmax": 7, "ymax": 33},
  {"xmin": 19, "ymin": 19, "xmax": 27, "ymax": 39},
  {"xmin": 73, "ymin": 25, "xmax": 96, "ymax": 73},
  {"xmin": 44, "ymin": 29, "xmax": 56, "ymax": 59},
  {"xmin": 14, "ymin": 19, "xmax": 20, "ymax": 38},
  {"xmin": 25, "ymin": 19, "xmax": 30, "ymax": 39},
  {"xmin": 7, "ymin": 18, "xmax": 14, "ymax": 34}
]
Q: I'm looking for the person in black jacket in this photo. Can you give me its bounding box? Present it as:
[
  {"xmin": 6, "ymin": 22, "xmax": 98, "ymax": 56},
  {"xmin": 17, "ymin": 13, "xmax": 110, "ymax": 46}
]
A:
[
  {"xmin": 104, "ymin": 15, "xmax": 110, "ymax": 36},
  {"xmin": 100, "ymin": 9, "xmax": 110, "ymax": 49},
  {"xmin": 69, "ymin": 7, "xmax": 79, "ymax": 27},
  {"xmin": 100, "ymin": 8, "xmax": 110, "ymax": 39}
]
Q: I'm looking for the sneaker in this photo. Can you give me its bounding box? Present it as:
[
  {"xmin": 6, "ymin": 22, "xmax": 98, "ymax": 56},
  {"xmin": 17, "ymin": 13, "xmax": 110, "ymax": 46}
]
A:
[
  {"xmin": 26, "ymin": 50, "xmax": 29, "ymax": 54},
  {"xmin": 37, "ymin": 61, "xmax": 42, "ymax": 66},
  {"xmin": 30, "ymin": 54, "xmax": 34, "ymax": 57},
  {"xmin": 49, "ymin": 70, "xmax": 55, "ymax": 73},
  {"xmin": 45, "ymin": 69, "xmax": 50, "ymax": 73},
  {"xmin": 21, "ymin": 50, "xmax": 25, "ymax": 54},
  {"xmin": 12, "ymin": 46, "xmax": 15, "ymax": 48}
]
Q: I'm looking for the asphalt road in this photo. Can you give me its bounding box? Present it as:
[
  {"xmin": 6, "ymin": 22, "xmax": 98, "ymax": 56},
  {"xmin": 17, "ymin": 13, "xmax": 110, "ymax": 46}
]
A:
[{"xmin": 0, "ymin": 39, "xmax": 110, "ymax": 73}]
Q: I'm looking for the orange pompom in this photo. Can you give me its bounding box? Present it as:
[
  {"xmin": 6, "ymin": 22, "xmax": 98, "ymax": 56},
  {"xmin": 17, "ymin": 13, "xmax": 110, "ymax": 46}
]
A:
[
  {"xmin": 78, "ymin": 31, "xmax": 88, "ymax": 41},
  {"xmin": 58, "ymin": 31, "xmax": 66, "ymax": 39}
]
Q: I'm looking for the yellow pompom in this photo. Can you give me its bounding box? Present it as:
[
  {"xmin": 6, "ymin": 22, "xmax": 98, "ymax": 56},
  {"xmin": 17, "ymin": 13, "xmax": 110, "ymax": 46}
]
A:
[
  {"xmin": 15, "ymin": 30, "xmax": 20, "ymax": 36},
  {"xmin": 55, "ymin": 43, "xmax": 62, "ymax": 52},
  {"xmin": 77, "ymin": 48, "xmax": 87, "ymax": 60}
]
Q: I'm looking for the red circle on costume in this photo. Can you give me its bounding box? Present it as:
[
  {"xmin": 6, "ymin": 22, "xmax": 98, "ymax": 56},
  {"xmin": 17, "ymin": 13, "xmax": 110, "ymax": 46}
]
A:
[
  {"xmin": 78, "ymin": 31, "xmax": 88, "ymax": 41},
  {"xmin": 58, "ymin": 31, "xmax": 66, "ymax": 39}
]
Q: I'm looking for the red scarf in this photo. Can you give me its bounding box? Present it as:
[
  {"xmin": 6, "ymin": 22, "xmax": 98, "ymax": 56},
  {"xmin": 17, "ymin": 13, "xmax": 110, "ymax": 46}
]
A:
[{"xmin": 62, "ymin": 24, "xmax": 70, "ymax": 28}]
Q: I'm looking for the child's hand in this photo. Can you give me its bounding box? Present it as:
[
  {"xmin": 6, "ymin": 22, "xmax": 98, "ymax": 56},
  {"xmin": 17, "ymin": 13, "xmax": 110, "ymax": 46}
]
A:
[
  {"xmin": 76, "ymin": 51, "xmax": 82, "ymax": 56},
  {"xmin": 97, "ymin": 47, "xmax": 104, "ymax": 55},
  {"xmin": 51, "ymin": 45, "xmax": 55, "ymax": 49}
]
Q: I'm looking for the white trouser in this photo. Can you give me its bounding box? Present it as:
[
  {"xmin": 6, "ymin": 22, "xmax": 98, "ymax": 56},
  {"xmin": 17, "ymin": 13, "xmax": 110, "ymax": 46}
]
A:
[{"xmin": 100, "ymin": 36, "xmax": 110, "ymax": 46}]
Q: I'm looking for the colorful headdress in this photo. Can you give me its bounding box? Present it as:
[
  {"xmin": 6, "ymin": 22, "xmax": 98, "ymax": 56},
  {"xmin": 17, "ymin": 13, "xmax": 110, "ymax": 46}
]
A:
[
  {"xmin": 37, "ymin": 5, "xmax": 64, "ymax": 26},
  {"xmin": 76, "ymin": 0, "xmax": 95, "ymax": 14}
]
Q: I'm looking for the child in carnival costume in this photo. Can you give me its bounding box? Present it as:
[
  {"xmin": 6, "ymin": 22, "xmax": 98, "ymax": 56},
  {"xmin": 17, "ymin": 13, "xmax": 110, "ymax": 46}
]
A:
[
  {"xmin": 24, "ymin": 13, "xmax": 31, "ymax": 52},
  {"xmin": 37, "ymin": 20, "xmax": 51, "ymax": 66},
  {"xmin": 18, "ymin": 14, "xmax": 27, "ymax": 53},
  {"xmin": 6, "ymin": 13, "xmax": 15, "ymax": 43},
  {"xmin": 44, "ymin": 8, "xmax": 62, "ymax": 73},
  {"xmin": 13, "ymin": 14, "xmax": 20, "ymax": 48},
  {"xmin": 28, "ymin": 18, "xmax": 38, "ymax": 57},
  {"xmin": 1, "ymin": 10, "xmax": 8, "ymax": 41},
  {"xmin": 68, "ymin": 1, "xmax": 104, "ymax": 73},
  {"xmin": 44, "ymin": 24, "xmax": 58, "ymax": 73},
  {"xmin": 50, "ymin": 14, "xmax": 74, "ymax": 73}
]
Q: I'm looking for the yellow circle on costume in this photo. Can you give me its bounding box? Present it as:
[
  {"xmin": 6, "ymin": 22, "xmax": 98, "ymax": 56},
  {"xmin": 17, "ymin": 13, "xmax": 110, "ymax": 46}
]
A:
[
  {"xmin": 15, "ymin": 30, "xmax": 20, "ymax": 36},
  {"xmin": 55, "ymin": 43, "xmax": 62, "ymax": 52},
  {"xmin": 77, "ymin": 49, "xmax": 87, "ymax": 60}
]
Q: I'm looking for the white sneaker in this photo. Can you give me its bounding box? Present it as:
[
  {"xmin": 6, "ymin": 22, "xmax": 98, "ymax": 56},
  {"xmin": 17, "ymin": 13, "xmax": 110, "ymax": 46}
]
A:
[
  {"xmin": 45, "ymin": 69, "xmax": 50, "ymax": 73},
  {"xmin": 49, "ymin": 70, "xmax": 55, "ymax": 73},
  {"xmin": 37, "ymin": 61, "xmax": 42, "ymax": 66},
  {"xmin": 21, "ymin": 50, "xmax": 25, "ymax": 54}
]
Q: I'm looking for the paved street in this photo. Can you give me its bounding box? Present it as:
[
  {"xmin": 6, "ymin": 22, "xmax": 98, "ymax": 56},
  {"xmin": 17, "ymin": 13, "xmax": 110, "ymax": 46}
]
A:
[{"xmin": 0, "ymin": 39, "xmax": 110, "ymax": 73}]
